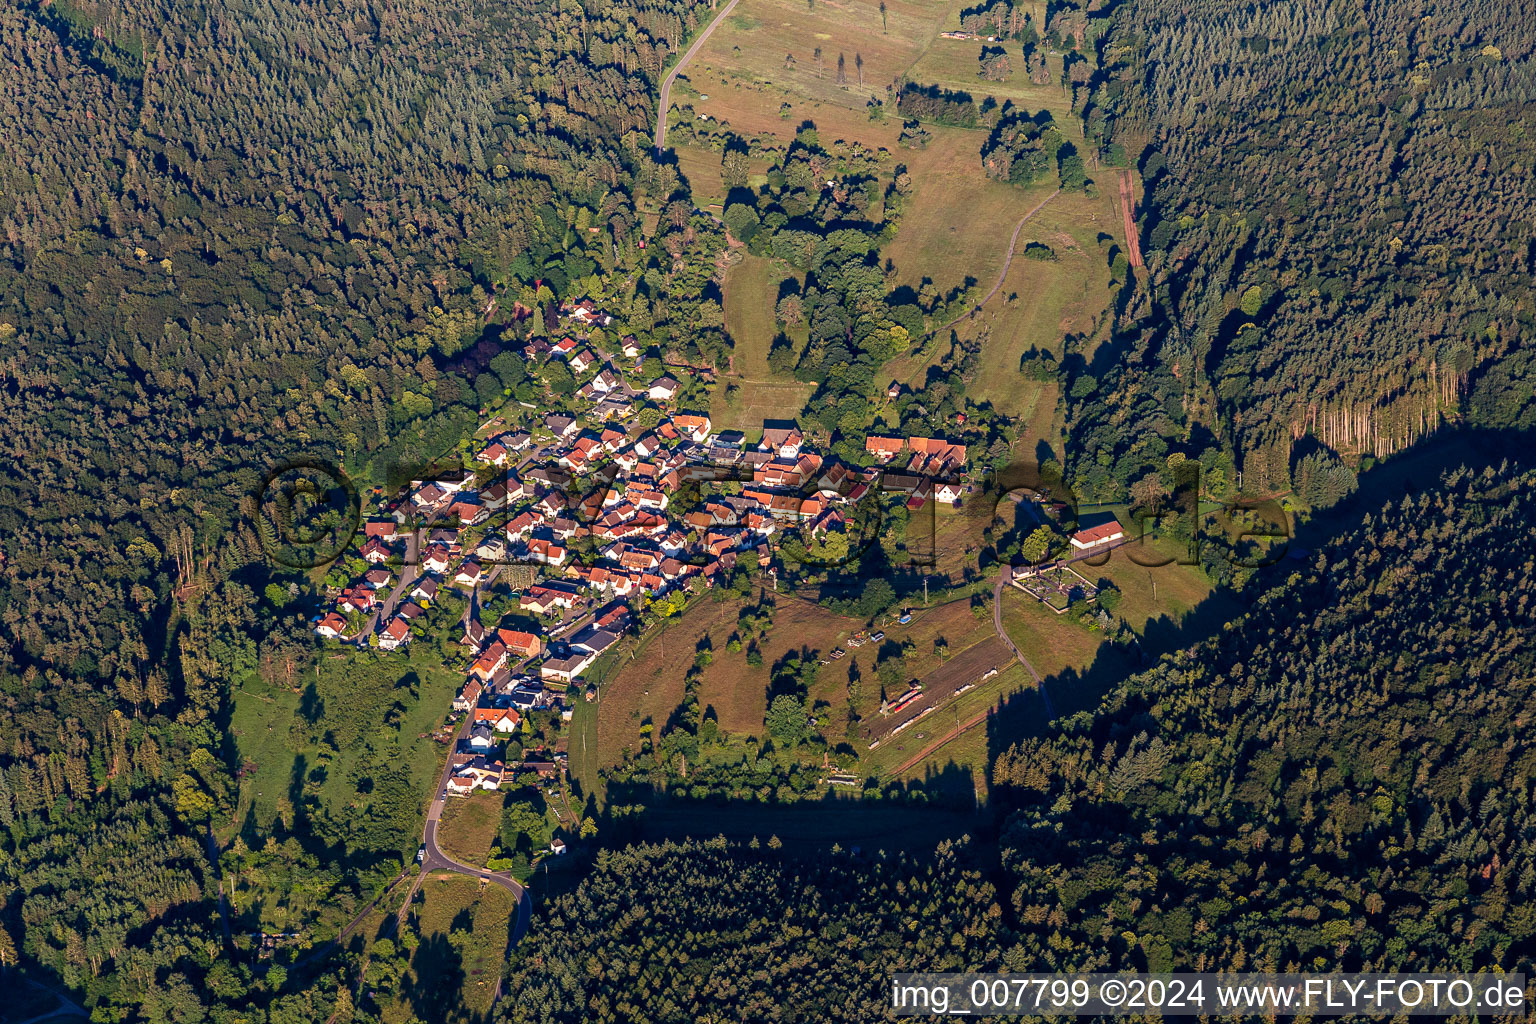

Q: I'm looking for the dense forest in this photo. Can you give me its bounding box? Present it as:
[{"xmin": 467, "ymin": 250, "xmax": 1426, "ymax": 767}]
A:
[
  {"xmin": 499, "ymin": 836, "xmax": 1005, "ymax": 1023},
  {"xmin": 1065, "ymin": 0, "xmax": 1536, "ymax": 495},
  {"xmin": 990, "ymin": 463, "xmax": 1536, "ymax": 972}
]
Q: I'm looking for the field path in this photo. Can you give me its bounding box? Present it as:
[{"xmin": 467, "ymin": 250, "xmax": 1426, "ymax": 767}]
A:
[
  {"xmin": 921, "ymin": 187, "xmax": 1059, "ymax": 341},
  {"xmin": 1118, "ymin": 170, "xmax": 1143, "ymax": 268},
  {"xmin": 655, "ymin": 0, "xmax": 745, "ymax": 153},
  {"xmin": 974, "ymin": 188, "xmax": 1060, "ymax": 311}
]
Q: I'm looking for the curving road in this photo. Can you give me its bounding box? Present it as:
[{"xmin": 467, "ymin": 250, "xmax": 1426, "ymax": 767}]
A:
[
  {"xmin": 654, "ymin": 0, "xmax": 744, "ymax": 154},
  {"xmin": 397, "ymin": 703, "xmax": 533, "ymax": 947},
  {"xmin": 993, "ymin": 568, "xmax": 1055, "ymax": 720}
]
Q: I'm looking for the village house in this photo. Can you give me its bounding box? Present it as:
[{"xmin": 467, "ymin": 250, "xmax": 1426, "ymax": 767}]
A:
[
  {"xmin": 453, "ymin": 678, "xmax": 484, "ymax": 712},
  {"xmin": 378, "ymin": 616, "xmax": 411, "ymax": 650},
  {"xmin": 338, "ymin": 587, "xmax": 376, "ymax": 614},
  {"xmin": 471, "ymin": 642, "xmax": 510, "ymax": 681},
  {"xmin": 476, "ymin": 441, "xmax": 510, "ymax": 467},
  {"xmin": 544, "ymin": 413, "xmax": 580, "ymax": 440},
  {"xmin": 497, "ymin": 628, "xmax": 543, "ymax": 659},
  {"xmin": 361, "ymin": 536, "xmax": 393, "ymax": 564},
  {"xmin": 865, "ymin": 435, "xmax": 906, "ymax": 462},
  {"xmin": 672, "ymin": 412, "xmax": 712, "ymax": 444},
  {"xmin": 648, "ymin": 375, "xmax": 680, "ymax": 401},
  {"xmin": 521, "ymin": 581, "xmax": 582, "ymax": 614},
  {"xmin": 527, "ymin": 537, "xmax": 568, "ymax": 566},
  {"xmin": 453, "ymin": 559, "xmax": 485, "ymax": 587},
  {"xmin": 472, "ymin": 705, "xmax": 522, "ymax": 733},
  {"xmin": 467, "ymin": 723, "xmax": 496, "ymax": 751},
  {"xmin": 315, "ymin": 612, "xmax": 348, "ymax": 639},
  {"xmin": 421, "ymin": 545, "xmax": 452, "ymax": 574},
  {"xmin": 541, "ymin": 647, "xmax": 598, "ymax": 684},
  {"xmin": 570, "ymin": 625, "xmax": 620, "ymax": 658},
  {"xmin": 759, "ymin": 422, "xmax": 803, "ymax": 458},
  {"xmin": 446, "ymin": 754, "xmax": 506, "ymax": 795}
]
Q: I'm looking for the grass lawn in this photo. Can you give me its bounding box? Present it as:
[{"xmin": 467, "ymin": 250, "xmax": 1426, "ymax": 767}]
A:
[
  {"xmin": 567, "ymin": 695, "xmax": 602, "ymax": 803},
  {"xmin": 903, "ymin": 34, "xmax": 1081, "ymax": 127},
  {"xmin": 437, "ymin": 790, "xmax": 504, "ymax": 868},
  {"xmin": 674, "ymin": 144, "xmax": 774, "ymax": 207},
  {"xmin": 225, "ymin": 643, "xmax": 464, "ymax": 940},
  {"xmin": 709, "ymin": 376, "xmax": 817, "ymax": 433},
  {"xmin": 681, "ymin": 66, "xmax": 900, "ymax": 147},
  {"xmin": 597, "ymin": 594, "xmax": 869, "ymax": 771},
  {"xmin": 882, "ymin": 132, "xmax": 1052, "ymax": 299},
  {"xmin": 887, "ymin": 185, "xmax": 1118, "ymax": 418}
]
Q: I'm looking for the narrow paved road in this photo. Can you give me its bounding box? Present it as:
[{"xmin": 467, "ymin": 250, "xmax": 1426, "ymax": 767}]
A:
[
  {"xmin": 345, "ymin": 530, "xmax": 419, "ymax": 642},
  {"xmin": 654, "ymin": 0, "xmax": 744, "ymax": 154},
  {"xmin": 397, "ymin": 704, "xmax": 533, "ymax": 946}
]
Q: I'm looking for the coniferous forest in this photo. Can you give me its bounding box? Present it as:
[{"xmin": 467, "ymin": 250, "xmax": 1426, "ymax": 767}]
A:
[
  {"xmin": 1067, "ymin": 0, "xmax": 1536, "ymax": 496},
  {"xmin": 1, "ymin": 0, "xmax": 1535, "ymax": 1019}
]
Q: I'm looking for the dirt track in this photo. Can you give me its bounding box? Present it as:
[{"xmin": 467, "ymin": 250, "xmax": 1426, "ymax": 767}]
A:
[{"xmin": 1118, "ymin": 170, "xmax": 1143, "ymax": 269}]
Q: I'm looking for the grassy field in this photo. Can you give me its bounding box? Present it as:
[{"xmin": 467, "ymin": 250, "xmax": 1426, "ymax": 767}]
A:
[
  {"xmin": 887, "ymin": 182, "xmax": 1118, "ymax": 417},
  {"xmin": 597, "ymin": 595, "xmax": 870, "ymax": 769},
  {"xmin": 860, "ymin": 660, "xmax": 1034, "ymax": 784},
  {"xmin": 678, "ymin": 0, "xmax": 1123, "ymax": 423},
  {"xmin": 882, "ymin": 131, "xmax": 1048, "ymax": 297},
  {"xmin": 386, "ymin": 874, "xmax": 516, "ymax": 1024},
  {"xmin": 723, "ymin": 253, "xmax": 795, "ymax": 376},
  {"xmin": 568, "ymin": 695, "xmax": 601, "ymax": 802},
  {"xmin": 674, "ymin": 144, "xmax": 773, "ymax": 208},
  {"xmin": 228, "ymin": 645, "xmax": 461, "ymax": 834},
  {"xmin": 685, "ymin": 0, "xmax": 951, "ymax": 114},
  {"xmin": 708, "ymin": 376, "xmax": 818, "ymax": 434},
  {"xmin": 437, "ymin": 790, "xmax": 504, "ymax": 867}
]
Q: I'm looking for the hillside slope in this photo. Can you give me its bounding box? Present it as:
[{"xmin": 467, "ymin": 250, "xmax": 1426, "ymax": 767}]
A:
[{"xmin": 994, "ymin": 464, "xmax": 1536, "ymax": 972}]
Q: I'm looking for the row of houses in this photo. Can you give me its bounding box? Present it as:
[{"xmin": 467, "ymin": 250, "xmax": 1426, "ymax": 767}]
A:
[{"xmin": 314, "ymin": 521, "xmax": 416, "ymax": 650}]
